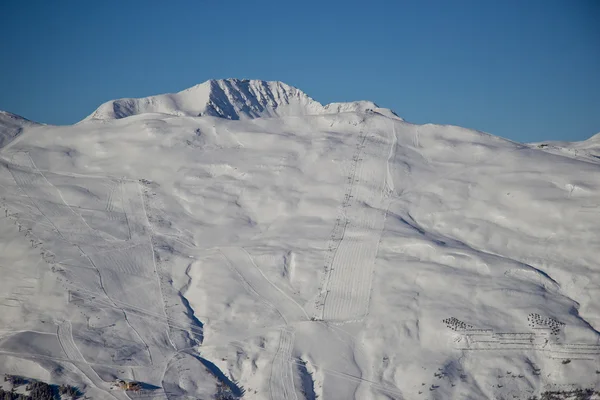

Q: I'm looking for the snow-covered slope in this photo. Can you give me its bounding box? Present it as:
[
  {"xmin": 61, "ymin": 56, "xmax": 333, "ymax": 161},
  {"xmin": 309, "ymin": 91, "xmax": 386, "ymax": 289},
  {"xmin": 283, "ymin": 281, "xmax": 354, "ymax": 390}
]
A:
[
  {"xmin": 0, "ymin": 111, "xmax": 38, "ymax": 149},
  {"xmin": 0, "ymin": 82, "xmax": 598, "ymax": 400},
  {"xmin": 532, "ymin": 132, "xmax": 600, "ymax": 164},
  {"xmin": 84, "ymin": 78, "xmax": 401, "ymax": 122}
]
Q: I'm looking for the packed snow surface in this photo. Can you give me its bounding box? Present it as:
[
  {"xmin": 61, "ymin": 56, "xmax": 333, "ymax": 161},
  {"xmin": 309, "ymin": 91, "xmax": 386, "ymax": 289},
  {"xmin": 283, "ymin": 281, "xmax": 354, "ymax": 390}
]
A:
[{"xmin": 0, "ymin": 79, "xmax": 599, "ymax": 399}]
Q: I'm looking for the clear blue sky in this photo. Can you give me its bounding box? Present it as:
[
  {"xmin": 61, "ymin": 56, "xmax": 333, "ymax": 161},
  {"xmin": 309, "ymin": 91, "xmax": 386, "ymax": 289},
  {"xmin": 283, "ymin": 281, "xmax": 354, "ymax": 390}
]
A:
[{"xmin": 1, "ymin": 0, "xmax": 599, "ymax": 142}]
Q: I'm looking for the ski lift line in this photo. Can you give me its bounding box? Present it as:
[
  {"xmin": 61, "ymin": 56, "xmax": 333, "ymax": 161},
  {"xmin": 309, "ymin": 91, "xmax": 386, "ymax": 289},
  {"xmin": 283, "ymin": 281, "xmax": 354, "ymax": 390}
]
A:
[{"xmin": 119, "ymin": 181, "xmax": 133, "ymax": 242}]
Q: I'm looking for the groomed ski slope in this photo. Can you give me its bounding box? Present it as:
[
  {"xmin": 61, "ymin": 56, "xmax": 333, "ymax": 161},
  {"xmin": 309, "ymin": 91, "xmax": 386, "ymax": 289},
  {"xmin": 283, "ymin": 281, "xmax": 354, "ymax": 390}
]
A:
[{"xmin": 0, "ymin": 79, "xmax": 599, "ymax": 399}]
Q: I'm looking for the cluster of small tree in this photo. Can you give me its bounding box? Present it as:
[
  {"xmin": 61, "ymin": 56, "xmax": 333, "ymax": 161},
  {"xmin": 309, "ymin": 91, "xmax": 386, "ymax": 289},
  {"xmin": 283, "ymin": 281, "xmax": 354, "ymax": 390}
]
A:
[
  {"xmin": 58, "ymin": 385, "xmax": 79, "ymax": 399},
  {"xmin": 214, "ymin": 381, "xmax": 239, "ymax": 400},
  {"xmin": 0, "ymin": 388, "xmax": 29, "ymax": 400},
  {"xmin": 1, "ymin": 375, "xmax": 81, "ymax": 400},
  {"xmin": 26, "ymin": 382, "xmax": 54, "ymax": 400},
  {"xmin": 528, "ymin": 388, "xmax": 599, "ymax": 400},
  {"xmin": 3, "ymin": 376, "xmax": 26, "ymax": 386}
]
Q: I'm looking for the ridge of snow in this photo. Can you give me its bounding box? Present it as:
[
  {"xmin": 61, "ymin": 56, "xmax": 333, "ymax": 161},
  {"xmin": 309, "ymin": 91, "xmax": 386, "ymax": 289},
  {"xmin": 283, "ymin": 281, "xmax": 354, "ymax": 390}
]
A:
[
  {"xmin": 82, "ymin": 79, "xmax": 401, "ymax": 122},
  {"xmin": 0, "ymin": 111, "xmax": 38, "ymax": 148},
  {"xmin": 583, "ymin": 131, "xmax": 600, "ymax": 146},
  {"xmin": 530, "ymin": 131, "xmax": 600, "ymax": 162}
]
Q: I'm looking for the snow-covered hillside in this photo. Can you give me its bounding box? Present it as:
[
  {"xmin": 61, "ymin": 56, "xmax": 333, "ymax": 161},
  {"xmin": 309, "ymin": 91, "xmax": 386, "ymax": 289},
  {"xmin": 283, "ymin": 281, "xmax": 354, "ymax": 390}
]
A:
[
  {"xmin": 0, "ymin": 111, "xmax": 38, "ymax": 149},
  {"xmin": 0, "ymin": 80, "xmax": 598, "ymax": 400},
  {"xmin": 532, "ymin": 132, "xmax": 600, "ymax": 164}
]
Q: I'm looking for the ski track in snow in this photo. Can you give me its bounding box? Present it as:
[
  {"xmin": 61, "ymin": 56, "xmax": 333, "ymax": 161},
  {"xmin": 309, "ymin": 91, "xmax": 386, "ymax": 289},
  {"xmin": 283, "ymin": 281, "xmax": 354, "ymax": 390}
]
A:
[
  {"xmin": 218, "ymin": 248, "xmax": 306, "ymax": 398},
  {"xmin": 269, "ymin": 326, "xmax": 298, "ymax": 400},
  {"xmin": 204, "ymin": 335, "xmax": 406, "ymax": 398},
  {"xmin": 219, "ymin": 246, "xmax": 309, "ymax": 324},
  {"xmin": 57, "ymin": 320, "xmax": 127, "ymax": 400},
  {"xmin": 320, "ymin": 127, "xmax": 393, "ymax": 322},
  {"xmin": 3, "ymin": 153, "xmax": 176, "ymax": 388}
]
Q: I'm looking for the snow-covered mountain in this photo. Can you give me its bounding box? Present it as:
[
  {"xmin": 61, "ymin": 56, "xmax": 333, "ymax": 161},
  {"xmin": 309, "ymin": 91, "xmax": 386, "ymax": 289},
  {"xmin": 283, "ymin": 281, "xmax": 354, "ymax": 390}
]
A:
[
  {"xmin": 84, "ymin": 78, "xmax": 401, "ymax": 121},
  {"xmin": 0, "ymin": 81, "xmax": 599, "ymax": 400}
]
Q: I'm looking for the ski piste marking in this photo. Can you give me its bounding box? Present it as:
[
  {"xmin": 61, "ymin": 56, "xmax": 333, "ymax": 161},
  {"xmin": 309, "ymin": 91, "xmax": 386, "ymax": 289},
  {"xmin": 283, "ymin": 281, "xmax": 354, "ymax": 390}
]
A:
[
  {"xmin": 269, "ymin": 326, "xmax": 298, "ymax": 400},
  {"xmin": 4, "ymin": 155, "xmax": 176, "ymax": 374},
  {"xmin": 219, "ymin": 246, "xmax": 310, "ymax": 324},
  {"xmin": 57, "ymin": 320, "xmax": 126, "ymax": 400},
  {"xmin": 316, "ymin": 129, "xmax": 369, "ymax": 318},
  {"xmin": 320, "ymin": 126, "xmax": 394, "ymax": 322},
  {"xmin": 203, "ymin": 336, "xmax": 405, "ymax": 398},
  {"xmin": 137, "ymin": 180, "xmax": 177, "ymax": 351},
  {"xmin": 219, "ymin": 248, "xmax": 289, "ymax": 325}
]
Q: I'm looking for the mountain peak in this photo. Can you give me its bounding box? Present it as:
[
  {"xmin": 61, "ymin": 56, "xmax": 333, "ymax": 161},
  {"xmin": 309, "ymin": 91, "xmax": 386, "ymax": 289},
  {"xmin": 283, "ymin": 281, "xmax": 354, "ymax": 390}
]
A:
[{"xmin": 83, "ymin": 79, "xmax": 401, "ymax": 122}]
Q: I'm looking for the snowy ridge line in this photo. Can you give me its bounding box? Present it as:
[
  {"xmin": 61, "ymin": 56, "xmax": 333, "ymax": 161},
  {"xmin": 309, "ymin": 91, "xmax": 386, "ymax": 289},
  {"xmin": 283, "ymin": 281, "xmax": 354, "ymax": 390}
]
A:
[
  {"xmin": 82, "ymin": 78, "xmax": 402, "ymax": 122},
  {"xmin": 269, "ymin": 327, "xmax": 298, "ymax": 400},
  {"xmin": 532, "ymin": 142, "xmax": 600, "ymax": 165}
]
